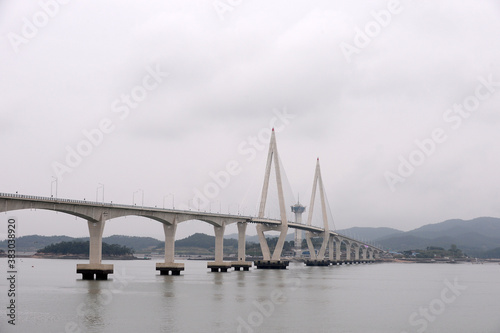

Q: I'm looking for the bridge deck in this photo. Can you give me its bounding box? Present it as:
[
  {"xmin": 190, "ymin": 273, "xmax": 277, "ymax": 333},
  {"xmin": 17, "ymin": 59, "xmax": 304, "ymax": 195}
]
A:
[{"xmin": 0, "ymin": 192, "xmax": 382, "ymax": 251}]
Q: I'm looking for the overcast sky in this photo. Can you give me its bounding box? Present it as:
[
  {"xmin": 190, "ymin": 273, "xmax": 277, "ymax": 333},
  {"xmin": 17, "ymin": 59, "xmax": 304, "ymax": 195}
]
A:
[{"xmin": 1, "ymin": 0, "xmax": 499, "ymax": 241}]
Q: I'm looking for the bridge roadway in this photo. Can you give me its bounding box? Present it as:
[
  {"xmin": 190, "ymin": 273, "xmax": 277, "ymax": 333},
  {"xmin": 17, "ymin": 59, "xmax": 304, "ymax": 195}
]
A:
[{"xmin": 0, "ymin": 192, "xmax": 383, "ymax": 278}]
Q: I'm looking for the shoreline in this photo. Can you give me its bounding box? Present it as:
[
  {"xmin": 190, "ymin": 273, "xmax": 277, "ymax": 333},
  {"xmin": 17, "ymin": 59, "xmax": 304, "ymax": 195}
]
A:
[{"xmin": 0, "ymin": 253, "xmax": 150, "ymax": 260}]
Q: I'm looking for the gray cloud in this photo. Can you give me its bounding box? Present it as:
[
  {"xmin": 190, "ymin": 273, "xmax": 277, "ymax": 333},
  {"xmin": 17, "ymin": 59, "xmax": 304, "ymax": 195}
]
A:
[{"xmin": 1, "ymin": 0, "xmax": 499, "ymax": 239}]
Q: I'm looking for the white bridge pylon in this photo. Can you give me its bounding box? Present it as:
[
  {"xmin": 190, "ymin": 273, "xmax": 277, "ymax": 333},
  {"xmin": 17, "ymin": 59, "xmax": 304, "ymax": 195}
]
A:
[
  {"xmin": 305, "ymin": 158, "xmax": 331, "ymax": 261},
  {"xmin": 256, "ymin": 128, "xmax": 289, "ymax": 261}
]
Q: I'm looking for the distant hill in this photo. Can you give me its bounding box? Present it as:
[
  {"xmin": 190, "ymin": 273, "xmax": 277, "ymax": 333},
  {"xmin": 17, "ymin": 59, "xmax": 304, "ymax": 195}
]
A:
[
  {"xmin": 336, "ymin": 227, "xmax": 403, "ymax": 242},
  {"xmin": 168, "ymin": 233, "xmax": 239, "ymax": 255},
  {"xmin": 101, "ymin": 235, "xmax": 162, "ymax": 252},
  {"xmin": 402, "ymin": 217, "xmax": 500, "ymax": 240},
  {"xmin": 0, "ymin": 235, "xmax": 75, "ymax": 252},
  {"xmin": 377, "ymin": 217, "xmax": 500, "ymax": 257},
  {"xmin": 176, "ymin": 233, "xmax": 237, "ymax": 248},
  {"xmin": 482, "ymin": 247, "xmax": 500, "ymax": 259},
  {"xmin": 333, "ymin": 217, "xmax": 500, "ymax": 257},
  {"xmin": 3, "ymin": 217, "xmax": 499, "ymax": 257}
]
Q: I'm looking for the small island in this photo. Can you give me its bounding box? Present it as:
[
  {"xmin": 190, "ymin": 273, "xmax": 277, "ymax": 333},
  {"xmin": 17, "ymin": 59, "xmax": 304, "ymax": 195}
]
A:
[
  {"xmin": 35, "ymin": 241, "xmax": 137, "ymax": 260},
  {"xmin": 391, "ymin": 244, "xmax": 469, "ymax": 263}
]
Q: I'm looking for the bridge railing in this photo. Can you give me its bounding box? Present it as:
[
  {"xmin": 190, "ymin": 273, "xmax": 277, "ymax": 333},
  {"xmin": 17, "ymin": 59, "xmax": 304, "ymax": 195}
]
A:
[
  {"xmin": 0, "ymin": 192, "xmax": 111, "ymax": 207},
  {"xmin": 0, "ymin": 192, "xmax": 310, "ymax": 225},
  {"xmin": 0, "ymin": 192, "xmax": 258, "ymax": 218}
]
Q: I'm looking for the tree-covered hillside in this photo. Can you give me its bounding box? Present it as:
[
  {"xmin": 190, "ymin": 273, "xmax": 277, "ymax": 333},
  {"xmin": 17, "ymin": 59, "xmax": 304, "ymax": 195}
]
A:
[
  {"xmin": 37, "ymin": 241, "xmax": 134, "ymax": 256},
  {"xmin": 0, "ymin": 235, "xmax": 161, "ymax": 253}
]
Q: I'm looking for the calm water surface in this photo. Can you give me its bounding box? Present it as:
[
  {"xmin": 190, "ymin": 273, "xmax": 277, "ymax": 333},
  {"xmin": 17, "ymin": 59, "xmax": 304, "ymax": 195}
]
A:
[{"xmin": 1, "ymin": 259, "xmax": 500, "ymax": 333}]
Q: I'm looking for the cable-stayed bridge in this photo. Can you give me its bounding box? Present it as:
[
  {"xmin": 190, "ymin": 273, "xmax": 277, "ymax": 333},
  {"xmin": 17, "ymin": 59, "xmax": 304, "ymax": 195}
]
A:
[{"xmin": 0, "ymin": 130, "xmax": 384, "ymax": 279}]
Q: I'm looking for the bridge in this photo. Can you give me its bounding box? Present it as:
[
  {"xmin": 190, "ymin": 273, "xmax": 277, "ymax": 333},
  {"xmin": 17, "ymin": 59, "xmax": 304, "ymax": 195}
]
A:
[{"xmin": 0, "ymin": 130, "xmax": 384, "ymax": 279}]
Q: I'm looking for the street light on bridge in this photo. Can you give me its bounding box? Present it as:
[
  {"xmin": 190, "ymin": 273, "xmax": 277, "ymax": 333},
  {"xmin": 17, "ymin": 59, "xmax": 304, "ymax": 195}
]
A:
[
  {"xmin": 163, "ymin": 194, "xmax": 174, "ymax": 209},
  {"xmin": 51, "ymin": 177, "xmax": 58, "ymax": 198},
  {"xmin": 96, "ymin": 183, "xmax": 104, "ymax": 203},
  {"xmin": 133, "ymin": 189, "xmax": 144, "ymax": 208},
  {"xmin": 208, "ymin": 200, "xmax": 221, "ymax": 213},
  {"xmin": 228, "ymin": 203, "xmax": 240, "ymax": 215}
]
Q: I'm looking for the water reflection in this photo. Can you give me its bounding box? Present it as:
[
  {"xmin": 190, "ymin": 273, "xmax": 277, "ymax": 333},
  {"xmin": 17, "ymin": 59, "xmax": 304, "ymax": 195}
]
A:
[
  {"xmin": 236, "ymin": 270, "xmax": 247, "ymax": 288},
  {"xmin": 76, "ymin": 280, "xmax": 108, "ymax": 332},
  {"xmin": 10, "ymin": 259, "xmax": 500, "ymax": 333},
  {"xmin": 160, "ymin": 275, "xmax": 179, "ymax": 332}
]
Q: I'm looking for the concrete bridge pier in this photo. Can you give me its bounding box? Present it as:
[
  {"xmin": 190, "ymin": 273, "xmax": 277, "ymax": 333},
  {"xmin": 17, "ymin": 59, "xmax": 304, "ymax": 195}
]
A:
[
  {"xmin": 369, "ymin": 250, "xmax": 374, "ymax": 262},
  {"xmin": 305, "ymin": 231, "xmax": 316, "ymax": 260},
  {"xmin": 305, "ymin": 233, "xmax": 330, "ymax": 267},
  {"xmin": 231, "ymin": 222, "xmax": 252, "ymax": 271},
  {"xmin": 362, "ymin": 247, "xmax": 368, "ymax": 263},
  {"xmin": 208, "ymin": 224, "xmax": 231, "ymax": 272},
  {"xmin": 156, "ymin": 221, "xmax": 184, "ymax": 275},
  {"xmin": 254, "ymin": 224, "xmax": 290, "ymax": 269},
  {"xmin": 317, "ymin": 232, "xmax": 329, "ymax": 260},
  {"xmin": 77, "ymin": 216, "xmax": 113, "ymax": 280},
  {"xmin": 328, "ymin": 236, "xmax": 335, "ymax": 265},
  {"xmin": 345, "ymin": 242, "xmax": 353, "ymax": 264},
  {"xmin": 354, "ymin": 244, "xmax": 360, "ymax": 263},
  {"xmin": 334, "ymin": 239, "xmax": 342, "ymax": 265}
]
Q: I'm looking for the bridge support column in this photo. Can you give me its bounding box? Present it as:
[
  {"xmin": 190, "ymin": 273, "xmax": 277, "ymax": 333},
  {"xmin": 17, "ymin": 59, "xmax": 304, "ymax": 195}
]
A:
[
  {"xmin": 362, "ymin": 247, "xmax": 368, "ymax": 263},
  {"xmin": 256, "ymin": 225, "xmax": 272, "ymax": 260},
  {"xmin": 231, "ymin": 222, "xmax": 252, "ymax": 271},
  {"xmin": 208, "ymin": 224, "xmax": 231, "ymax": 272},
  {"xmin": 354, "ymin": 245, "xmax": 360, "ymax": 262},
  {"xmin": 305, "ymin": 231, "xmax": 316, "ymax": 260},
  {"xmin": 254, "ymin": 225, "xmax": 290, "ymax": 269},
  {"xmin": 305, "ymin": 232, "xmax": 330, "ymax": 266},
  {"xmin": 328, "ymin": 236, "xmax": 334, "ymax": 262},
  {"xmin": 156, "ymin": 221, "xmax": 184, "ymax": 275},
  {"xmin": 345, "ymin": 243, "xmax": 352, "ymax": 263},
  {"xmin": 77, "ymin": 215, "xmax": 113, "ymax": 280},
  {"xmin": 317, "ymin": 232, "xmax": 329, "ymax": 261},
  {"xmin": 335, "ymin": 239, "xmax": 341, "ymax": 264}
]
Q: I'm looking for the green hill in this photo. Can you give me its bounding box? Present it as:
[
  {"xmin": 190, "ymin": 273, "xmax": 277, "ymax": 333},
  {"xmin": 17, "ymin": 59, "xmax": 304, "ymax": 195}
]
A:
[
  {"xmin": 0, "ymin": 235, "xmax": 74, "ymax": 252},
  {"xmin": 159, "ymin": 233, "xmax": 240, "ymax": 255},
  {"xmin": 176, "ymin": 233, "xmax": 237, "ymax": 248},
  {"xmin": 37, "ymin": 240, "xmax": 134, "ymax": 256},
  {"xmin": 102, "ymin": 235, "xmax": 162, "ymax": 252},
  {"xmin": 4, "ymin": 216, "xmax": 500, "ymax": 258}
]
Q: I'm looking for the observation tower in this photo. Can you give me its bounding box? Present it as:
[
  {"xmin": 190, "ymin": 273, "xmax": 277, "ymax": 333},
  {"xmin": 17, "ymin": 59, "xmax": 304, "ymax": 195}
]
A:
[{"xmin": 291, "ymin": 201, "xmax": 306, "ymax": 257}]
